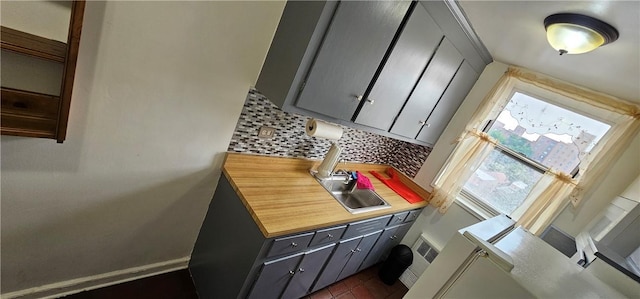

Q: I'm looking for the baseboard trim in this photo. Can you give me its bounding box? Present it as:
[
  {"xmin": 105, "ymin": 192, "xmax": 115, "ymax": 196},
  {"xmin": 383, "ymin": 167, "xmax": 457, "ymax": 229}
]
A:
[{"xmin": 2, "ymin": 257, "xmax": 190, "ymax": 299}]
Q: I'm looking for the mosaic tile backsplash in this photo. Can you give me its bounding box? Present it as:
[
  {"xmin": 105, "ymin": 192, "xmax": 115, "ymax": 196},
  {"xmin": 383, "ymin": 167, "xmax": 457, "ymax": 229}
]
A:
[{"xmin": 227, "ymin": 88, "xmax": 432, "ymax": 178}]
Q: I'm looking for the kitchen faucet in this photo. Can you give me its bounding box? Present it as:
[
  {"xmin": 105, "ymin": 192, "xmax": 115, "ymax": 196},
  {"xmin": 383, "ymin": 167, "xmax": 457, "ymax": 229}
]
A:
[{"xmin": 315, "ymin": 142, "xmax": 342, "ymax": 180}]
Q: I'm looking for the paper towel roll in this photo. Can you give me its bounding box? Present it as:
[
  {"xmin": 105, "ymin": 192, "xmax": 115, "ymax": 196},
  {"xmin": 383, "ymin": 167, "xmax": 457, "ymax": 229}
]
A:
[{"xmin": 306, "ymin": 119, "xmax": 343, "ymax": 140}]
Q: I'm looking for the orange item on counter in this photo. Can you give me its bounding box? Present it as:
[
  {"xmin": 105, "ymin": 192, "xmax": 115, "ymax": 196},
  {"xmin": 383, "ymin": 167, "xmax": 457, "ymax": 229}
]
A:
[{"xmin": 369, "ymin": 168, "xmax": 424, "ymax": 204}]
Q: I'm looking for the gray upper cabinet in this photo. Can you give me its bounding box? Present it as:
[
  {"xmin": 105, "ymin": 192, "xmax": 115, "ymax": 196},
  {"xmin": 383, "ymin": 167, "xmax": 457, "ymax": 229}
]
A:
[
  {"xmin": 355, "ymin": 4, "xmax": 443, "ymax": 131},
  {"xmin": 295, "ymin": 1, "xmax": 412, "ymax": 121},
  {"xmin": 255, "ymin": 0, "xmax": 491, "ymax": 146},
  {"xmin": 390, "ymin": 38, "xmax": 463, "ymax": 138},
  {"xmin": 416, "ymin": 61, "xmax": 479, "ymax": 144}
]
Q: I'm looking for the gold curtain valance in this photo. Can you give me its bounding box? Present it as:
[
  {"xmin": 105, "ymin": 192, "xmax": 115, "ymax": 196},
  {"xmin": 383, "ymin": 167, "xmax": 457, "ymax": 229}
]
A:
[{"xmin": 506, "ymin": 67, "xmax": 640, "ymax": 118}]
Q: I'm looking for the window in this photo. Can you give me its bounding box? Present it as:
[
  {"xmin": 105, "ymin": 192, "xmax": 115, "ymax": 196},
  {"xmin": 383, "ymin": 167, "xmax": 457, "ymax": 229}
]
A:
[
  {"xmin": 460, "ymin": 91, "xmax": 611, "ymax": 217},
  {"xmin": 429, "ymin": 67, "xmax": 640, "ymax": 234}
]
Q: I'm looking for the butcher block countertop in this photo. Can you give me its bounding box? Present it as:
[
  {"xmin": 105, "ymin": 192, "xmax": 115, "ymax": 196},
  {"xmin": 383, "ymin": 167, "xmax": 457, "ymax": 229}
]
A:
[{"xmin": 222, "ymin": 153, "xmax": 431, "ymax": 238}]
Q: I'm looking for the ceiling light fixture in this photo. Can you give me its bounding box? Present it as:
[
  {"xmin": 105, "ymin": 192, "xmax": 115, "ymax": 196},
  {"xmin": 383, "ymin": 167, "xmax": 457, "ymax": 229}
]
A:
[{"xmin": 544, "ymin": 13, "xmax": 619, "ymax": 55}]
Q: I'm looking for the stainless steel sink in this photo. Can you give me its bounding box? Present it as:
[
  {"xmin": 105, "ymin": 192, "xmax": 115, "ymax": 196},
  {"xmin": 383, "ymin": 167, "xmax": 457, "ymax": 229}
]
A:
[{"xmin": 311, "ymin": 171, "xmax": 391, "ymax": 214}]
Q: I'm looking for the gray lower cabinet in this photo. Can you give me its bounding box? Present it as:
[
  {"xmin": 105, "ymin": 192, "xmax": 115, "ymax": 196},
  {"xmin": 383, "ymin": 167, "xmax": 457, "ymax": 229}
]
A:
[
  {"xmin": 313, "ymin": 236, "xmax": 362, "ymax": 292},
  {"xmin": 248, "ymin": 253, "xmax": 304, "ymax": 299},
  {"xmin": 248, "ymin": 244, "xmax": 335, "ymax": 299},
  {"xmin": 190, "ymin": 175, "xmax": 423, "ymax": 299},
  {"xmin": 337, "ymin": 231, "xmax": 382, "ymax": 281},
  {"xmin": 360, "ymin": 222, "xmax": 413, "ymax": 271},
  {"xmin": 282, "ymin": 244, "xmax": 335, "ymax": 299}
]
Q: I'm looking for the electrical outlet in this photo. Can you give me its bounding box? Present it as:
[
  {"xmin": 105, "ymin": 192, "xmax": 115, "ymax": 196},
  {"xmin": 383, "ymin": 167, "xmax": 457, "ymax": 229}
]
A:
[{"xmin": 258, "ymin": 126, "xmax": 276, "ymax": 139}]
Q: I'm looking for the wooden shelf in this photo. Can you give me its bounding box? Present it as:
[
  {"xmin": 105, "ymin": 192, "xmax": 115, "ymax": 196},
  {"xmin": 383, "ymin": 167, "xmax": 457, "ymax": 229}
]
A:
[
  {"xmin": 1, "ymin": 1, "xmax": 85, "ymax": 143},
  {"xmin": 1, "ymin": 87, "xmax": 60, "ymax": 138},
  {"xmin": 1, "ymin": 26, "xmax": 67, "ymax": 63}
]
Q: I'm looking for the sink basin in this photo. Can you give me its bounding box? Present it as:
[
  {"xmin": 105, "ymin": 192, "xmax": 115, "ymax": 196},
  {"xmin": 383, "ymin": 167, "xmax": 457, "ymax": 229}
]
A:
[{"xmin": 312, "ymin": 172, "xmax": 391, "ymax": 214}]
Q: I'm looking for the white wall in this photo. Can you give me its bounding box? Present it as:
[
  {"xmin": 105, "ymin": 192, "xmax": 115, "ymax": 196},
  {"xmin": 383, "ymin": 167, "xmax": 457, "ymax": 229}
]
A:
[{"xmin": 1, "ymin": 1, "xmax": 284, "ymax": 295}]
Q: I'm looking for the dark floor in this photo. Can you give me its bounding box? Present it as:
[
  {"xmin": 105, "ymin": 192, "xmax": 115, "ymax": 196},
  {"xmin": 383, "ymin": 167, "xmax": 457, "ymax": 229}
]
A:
[
  {"xmin": 61, "ymin": 265, "xmax": 408, "ymax": 299},
  {"xmin": 304, "ymin": 266, "xmax": 408, "ymax": 299}
]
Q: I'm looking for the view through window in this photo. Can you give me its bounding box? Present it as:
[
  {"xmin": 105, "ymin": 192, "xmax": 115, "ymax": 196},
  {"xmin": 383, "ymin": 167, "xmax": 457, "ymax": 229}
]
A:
[{"xmin": 462, "ymin": 91, "xmax": 611, "ymax": 215}]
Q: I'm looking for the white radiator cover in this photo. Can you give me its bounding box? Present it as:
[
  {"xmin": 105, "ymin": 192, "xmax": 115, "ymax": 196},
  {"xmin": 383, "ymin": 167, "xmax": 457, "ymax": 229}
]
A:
[{"xmin": 399, "ymin": 234, "xmax": 440, "ymax": 288}]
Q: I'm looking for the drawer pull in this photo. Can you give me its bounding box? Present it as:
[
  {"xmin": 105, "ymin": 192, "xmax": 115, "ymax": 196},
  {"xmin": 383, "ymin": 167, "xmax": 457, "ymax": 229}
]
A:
[
  {"xmin": 298, "ymin": 268, "xmax": 305, "ymax": 273},
  {"xmin": 390, "ymin": 235, "xmax": 398, "ymax": 240},
  {"xmin": 291, "ymin": 242, "xmax": 298, "ymax": 248},
  {"xmin": 289, "ymin": 270, "xmax": 295, "ymax": 276},
  {"xmin": 327, "ymin": 233, "xmax": 334, "ymax": 239}
]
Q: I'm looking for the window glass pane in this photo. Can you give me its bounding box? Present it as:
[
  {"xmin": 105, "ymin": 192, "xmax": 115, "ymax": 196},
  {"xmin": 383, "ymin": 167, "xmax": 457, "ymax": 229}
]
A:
[
  {"xmin": 488, "ymin": 92, "xmax": 611, "ymax": 174},
  {"xmin": 463, "ymin": 149, "xmax": 544, "ymax": 215}
]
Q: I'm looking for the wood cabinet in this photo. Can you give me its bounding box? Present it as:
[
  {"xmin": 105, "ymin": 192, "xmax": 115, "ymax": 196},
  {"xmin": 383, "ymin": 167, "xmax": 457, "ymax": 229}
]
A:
[
  {"xmin": 189, "ymin": 175, "xmax": 423, "ymax": 298},
  {"xmin": 1, "ymin": 1, "xmax": 85, "ymax": 142},
  {"xmin": 256, "ymin": 0, "xmax": 490, "ymax": 146}
]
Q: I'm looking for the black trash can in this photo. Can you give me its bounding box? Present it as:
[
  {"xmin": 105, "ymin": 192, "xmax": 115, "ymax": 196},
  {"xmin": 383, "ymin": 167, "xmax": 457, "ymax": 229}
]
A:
[{"xmin": 378, "ymin": 244, "xmax": 413, "ymax": 285}]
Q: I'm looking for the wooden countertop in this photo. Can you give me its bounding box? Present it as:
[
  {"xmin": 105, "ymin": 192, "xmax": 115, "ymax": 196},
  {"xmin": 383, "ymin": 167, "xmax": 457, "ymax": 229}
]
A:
[{"xmin": 222, "ymin": 153, "xmax": 431, "ymax": 238}]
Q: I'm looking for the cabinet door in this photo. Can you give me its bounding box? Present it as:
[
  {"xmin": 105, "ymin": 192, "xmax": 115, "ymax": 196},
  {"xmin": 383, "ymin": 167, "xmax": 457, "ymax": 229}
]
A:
[
  {"xmin": 355, "ymin": 3, "xmax": 443, "ymax": 131},
  {"xmin": 337, "ymin": 231, "xmax": 382, "ymax": 281},
  {"xmin": 416, "ymin": 61, "xmax": 479, "ymax": 144},
  {"xmin": 312, "ymin": 236, "xmax": 361, "ymax": 292},
  {"xmin": 295, "ymin": 1, "xmax": 411, "ymax": 121},
  {"xmin": 360, "ymin": 222, "xmax": 413, "ymax": 271},
  {"xmin": 282, "ymin": 244, "xmax": 335, "ymax": 299},
  {"xmin": 390, "ymin": 38, "xmax": 463, "ymax": 138},
  {"xmin": 360, "ymin": 226, "xmax": 400, "ymax": 270},
  {"xmin": 247, "ymin": 253, "xmax": 303, "ymax": 299}
]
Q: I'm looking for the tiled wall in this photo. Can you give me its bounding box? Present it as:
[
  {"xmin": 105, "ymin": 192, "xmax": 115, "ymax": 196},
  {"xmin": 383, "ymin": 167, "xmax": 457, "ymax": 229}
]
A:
[{"xmin": 227, "ymin": 89, "xmax": 431, "ymax": 178}]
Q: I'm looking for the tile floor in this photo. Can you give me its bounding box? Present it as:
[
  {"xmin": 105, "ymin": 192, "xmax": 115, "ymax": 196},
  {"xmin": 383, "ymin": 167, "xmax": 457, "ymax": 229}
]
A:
[{"xmin": 304, "ymin": 266, "xmax": 408, "ymax": 299}]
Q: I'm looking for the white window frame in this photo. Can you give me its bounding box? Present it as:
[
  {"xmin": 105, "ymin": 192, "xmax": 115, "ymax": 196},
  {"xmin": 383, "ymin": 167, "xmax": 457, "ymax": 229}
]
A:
[{"xmin": 456, "ymin": 82, "xmax": 616, "ymax": 221}]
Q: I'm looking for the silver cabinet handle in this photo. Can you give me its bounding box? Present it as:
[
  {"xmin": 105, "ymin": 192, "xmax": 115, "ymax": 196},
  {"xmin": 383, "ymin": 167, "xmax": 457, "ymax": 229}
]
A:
[
  {"xmin": 365, "ymin": 98, "xmax": 374, "ymax": 104},
  {"xmin": 419, "ymin": 120, "xmax": 431, "ymax": 127},
  {"xmin": 289, "ymin": 270, "xmax": 295, "ymax": 276},
  {"xmin": 355, "ymin": 95, "xmax": 363, "ymax": 101},
  {"xmin": 291, "ymin": 242, "xmax": 298, "ymax": 247},
  {"xmin": 327, "ymin": 233, "xmax": 334, "ymax": 239},
  {"xmin": 298, "ymin": 268, "xmax": 305, "ymax": 273},
  {"xmin": 390, "ymin": 235, "xmax": 398, "ymax": 240}
]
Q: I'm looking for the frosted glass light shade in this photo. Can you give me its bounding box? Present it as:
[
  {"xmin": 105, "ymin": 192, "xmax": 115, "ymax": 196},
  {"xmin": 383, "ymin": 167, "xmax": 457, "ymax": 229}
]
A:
[
  {"xmin": 546, "ymin": 23, "xmax": 605, "ymax": 54},
  {"xmin": 544, "ymin": 13, "xmax": 619, "ymax": 55}
]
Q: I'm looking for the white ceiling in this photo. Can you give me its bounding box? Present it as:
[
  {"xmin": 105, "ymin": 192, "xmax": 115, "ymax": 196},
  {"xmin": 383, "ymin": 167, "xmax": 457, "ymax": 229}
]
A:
[{"xmin": 458, "ymin": 1, "xmax": 640, "ymax": 103}]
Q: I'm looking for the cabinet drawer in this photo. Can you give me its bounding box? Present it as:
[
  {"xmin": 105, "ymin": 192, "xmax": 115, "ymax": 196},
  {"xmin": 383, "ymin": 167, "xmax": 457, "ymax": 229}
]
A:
[
  {"xmin": 404, "ymin": 209, "xmax": 421, "ymax": 223},
  {"xmin": 343, "ymin": 215, "xmax": 392, "ymax": 239},
  {"xmin": 310, "ymin": 225, "xmax": 346, "ymax": 247},
  {"xmin": 267, "ymin": 232, "xmax": 314, "ymax": 258},
  {"xmin": 388, "ymin": 212, "xmax": 409, "ymax": 226}
]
